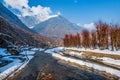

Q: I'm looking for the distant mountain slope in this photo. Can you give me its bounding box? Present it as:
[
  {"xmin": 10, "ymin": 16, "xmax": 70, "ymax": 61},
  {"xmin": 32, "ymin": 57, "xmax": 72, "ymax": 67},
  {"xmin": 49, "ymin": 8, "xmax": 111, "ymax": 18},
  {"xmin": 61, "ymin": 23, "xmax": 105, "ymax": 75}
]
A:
[
  {"xmin": 0, "ymin": 16, "xmax": 40, "ymax": 46},
  {"xmin": 32, "ymin": 15, "xmax": 83, "ymax": 38},
  {"xmin": 0, "ymin": 16, "xmax": 61, "ymax": 47},
  {"xmin": 0, "ymin": 3, "xmax": 31, "ymax": 31},
  {"xmin": 19, "ymin": 16, "xmax": 39, "ymax": 28}
]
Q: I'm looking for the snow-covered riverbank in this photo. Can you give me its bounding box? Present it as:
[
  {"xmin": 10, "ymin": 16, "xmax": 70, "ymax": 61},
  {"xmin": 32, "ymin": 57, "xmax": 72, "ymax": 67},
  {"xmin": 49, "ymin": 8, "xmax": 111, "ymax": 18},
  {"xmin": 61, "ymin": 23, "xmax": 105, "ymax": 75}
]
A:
[
  {"xmin": 45, "ymin": 47, "xmax": 120, "ymax": 79},
  {"xmin": 0, "ymin": 47, "xmax": 44, "ymax": 80}
]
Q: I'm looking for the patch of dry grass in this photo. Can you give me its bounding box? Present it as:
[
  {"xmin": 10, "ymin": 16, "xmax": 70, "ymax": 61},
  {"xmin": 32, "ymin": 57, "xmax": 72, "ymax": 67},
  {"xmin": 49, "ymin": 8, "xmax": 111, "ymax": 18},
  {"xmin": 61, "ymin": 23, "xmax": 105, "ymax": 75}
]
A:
[
  {"xmin": 65, "ymin": 49, "xmax": 82, "ymax": 53},
  {"xmin": 65, "ymin": 49, "xmax": 120, "ymax": 60},
  {"xmin": 58, "ymin": 59, "xmax": 119, "ymax": 80},
  {"xmin": 82, "ymin": 51, "xmax": 120, "ymax": 60}
]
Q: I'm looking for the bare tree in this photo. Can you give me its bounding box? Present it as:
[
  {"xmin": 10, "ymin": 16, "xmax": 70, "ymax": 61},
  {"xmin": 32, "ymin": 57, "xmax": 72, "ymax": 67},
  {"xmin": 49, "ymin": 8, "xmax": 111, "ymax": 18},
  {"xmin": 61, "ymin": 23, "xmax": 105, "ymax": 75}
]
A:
[
  {"xmin": 96, "ymin": 21, "xmax": 109, "ymax": 50},
  {"xmin": 91, "ymin": 30, "xmax": 97, "ymax": 49},
  {"xmin": 82, "ymin": 29, "xmax": 90, "ymax": 49}
]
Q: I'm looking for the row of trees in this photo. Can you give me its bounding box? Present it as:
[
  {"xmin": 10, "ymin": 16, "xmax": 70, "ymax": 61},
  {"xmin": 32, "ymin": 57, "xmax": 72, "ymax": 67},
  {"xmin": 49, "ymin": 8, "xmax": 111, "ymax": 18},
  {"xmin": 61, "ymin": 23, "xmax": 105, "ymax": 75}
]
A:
[{"xmin": 63, "ymin": 21, "xmax": 120, "ymax": 51}]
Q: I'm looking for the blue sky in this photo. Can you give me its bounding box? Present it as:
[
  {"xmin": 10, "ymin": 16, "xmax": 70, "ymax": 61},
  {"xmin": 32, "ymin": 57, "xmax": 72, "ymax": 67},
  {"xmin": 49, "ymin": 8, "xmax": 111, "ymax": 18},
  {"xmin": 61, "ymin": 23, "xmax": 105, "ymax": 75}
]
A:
[
  {"xmin": 0, "ymin": 0, "xmax": 120, "ymax": 24},
  {"xmin": 29, "ymin": 0, "xmax": 120, "ymax": 24}
]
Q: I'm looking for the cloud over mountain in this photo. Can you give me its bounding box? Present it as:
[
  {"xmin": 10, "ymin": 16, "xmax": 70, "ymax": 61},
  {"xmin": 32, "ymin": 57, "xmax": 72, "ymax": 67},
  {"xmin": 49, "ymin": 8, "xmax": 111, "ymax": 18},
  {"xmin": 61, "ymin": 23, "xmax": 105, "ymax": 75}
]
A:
[
  {"xmin": 77, "ymin": 22, "xmax": 95, "ymax": 30},
  {"xmin": 83, "ymin": 23, "xmax": 95, "ymax": 30},
  {"xmin": 3, "ymin": 0, "xmax": 59, "ymax": 27}
]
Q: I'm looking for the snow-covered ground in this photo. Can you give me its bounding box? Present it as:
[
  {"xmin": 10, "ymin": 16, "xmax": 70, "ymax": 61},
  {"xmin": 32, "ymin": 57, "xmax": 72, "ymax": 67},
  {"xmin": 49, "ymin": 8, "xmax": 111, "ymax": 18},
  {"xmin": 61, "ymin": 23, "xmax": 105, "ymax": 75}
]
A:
[
  {"xmin": 45, "ymin": 47, "xmax": 120, "ymax": 78},
  {"xmin": 30, "ymin": 48, "xmax": 44, "ymax": 51},
  {"xmin": 52, "ymin": 53, "xmax": 120, "ymax": 77},
  {"xmin": 66, "ymin": 47, "xmax": 120, "ymax": 56},
  {"xmin": 65, "ymin": 48, "xmax": 120, "ymax": 66},
  {"xmin": 0, "ymin": 47, "xmax": 44, "ymax": 80},
  {"xmin": 1, "ymin": 46, "xmax": 119, "ymax": 79},
  {"xmin": 45, "ymin": 47, "xmax": 64, "ymax": 54},
  {"xmin": 96, "ymin": 57, "xmax": 120, "ymax": 66},
  {"xmin": 63, "ymin": 50, "xmax": 120, "ymax": 67},
  {"xmin": 64, "ymin": 50, "xmax": 83, "ymax": 57},
  {"xmin": 0, "ymin": 48, "xmax": 10, "ymax": 56}
]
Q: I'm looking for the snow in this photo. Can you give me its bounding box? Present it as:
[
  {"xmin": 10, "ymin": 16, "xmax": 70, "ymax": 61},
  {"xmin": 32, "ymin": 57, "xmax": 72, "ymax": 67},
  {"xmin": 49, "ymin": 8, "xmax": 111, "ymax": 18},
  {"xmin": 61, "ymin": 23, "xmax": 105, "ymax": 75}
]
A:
[
  {"xmin": 0, "ymin": 48, "xmax": 10, "ymax": 56},
  {"xmin": 64, "ymin": 49, "xmax": 120, "ymax": 66},
  {"xmin": 45, "ymin": 49, "xmax": 54, "ymax": 54},
  {"xmin": 39, "ymin": 48, "xmax": 44, "ymax": 51},
  {"xmin": 45, "ymin": 47, "xmax": 64, "ymax": 54},
  {"xmin": 0, "ymin": 59, "xmax": 20, "ymax": 72},
  {"xmin": 98, "ymin": 57, "xmax": 120, "ymax": 66},
  {"xmin": 30, "ymin": 48, "xmax": 44, "ymax": 51},
  {"xmin": 0, "ymin": 63, "xmax": 21, "ymax": 80},
  {"xmin": 66, "ymin": 47, "xmax": 120, "ymax": 56},
  {"xmin": 20, "ymin": 51, "xmax": 35, "ymax": 55},
  {"xmin": 52, "ymin": 53, "xmax": 120, "ymax": 78},
  {"xmin": 44, "ymin": 47, "xmax": 120, "ymax": 78},
  {"xmin": 0, "ymin": 47, "xmax": 41, "ymax": 80},
  {"xmin": 91, "ymin": 56, "xmax": 120, "ymax": 66},
  {"xmin": 65, "ymin": 48, "xmax": 120, "ymax": 68},
  {"xmin": 47, "ymin": 15, "xmax": 58, "ymax": 20},
  {"xmin": 65, "ymin": 51, "xmax": 83, "ymax": 57},
  {"xmin": 1, "ymin": 46, "xmax": 120, "ymax": 79},
  {"xmin": 30, "ymin": 48, "xmax": 39, "ymax": 51}
]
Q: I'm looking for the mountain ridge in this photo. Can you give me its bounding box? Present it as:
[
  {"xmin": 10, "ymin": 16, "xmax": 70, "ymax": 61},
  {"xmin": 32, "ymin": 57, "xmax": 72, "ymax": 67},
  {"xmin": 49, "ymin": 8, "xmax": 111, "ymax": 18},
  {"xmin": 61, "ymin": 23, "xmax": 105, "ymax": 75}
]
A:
[
  {"xmin": 0, "ymin": 3, "xmax": 32, "ymax": 32},
  {"xmin": 32, "ymin": 15, "xmax": 84, "ymax": 38}
]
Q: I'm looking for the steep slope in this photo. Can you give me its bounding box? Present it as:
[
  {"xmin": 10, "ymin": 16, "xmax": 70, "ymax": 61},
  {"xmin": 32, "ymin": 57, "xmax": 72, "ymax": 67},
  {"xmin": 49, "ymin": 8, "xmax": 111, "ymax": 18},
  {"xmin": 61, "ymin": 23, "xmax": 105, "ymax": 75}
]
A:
[
  {"xmin": 0, "ymin": 16, "xmax": 61, "ymax": 47},
  {"xmin": 32, "ymin": 15, "xmax": 83, "ymax": 38},
  {"xmin": 0, "ymin": 16, "xmax": 41, "ymax": 47},
  {"xmin": 0, "ymin": 3, "xmax": 31, "ymax": 31},
  {"xmin": 19, "ymin": 16, "xmax": 39, "ymax": 28}
]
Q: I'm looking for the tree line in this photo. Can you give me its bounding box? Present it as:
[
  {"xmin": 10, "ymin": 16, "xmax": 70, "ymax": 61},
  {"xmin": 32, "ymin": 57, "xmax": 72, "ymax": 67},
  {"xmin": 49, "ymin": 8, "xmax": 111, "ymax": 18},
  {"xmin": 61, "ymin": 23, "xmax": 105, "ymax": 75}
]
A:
[{"xmin": 63, "ymin": 21, "xmax": 120, "ymax": 51}]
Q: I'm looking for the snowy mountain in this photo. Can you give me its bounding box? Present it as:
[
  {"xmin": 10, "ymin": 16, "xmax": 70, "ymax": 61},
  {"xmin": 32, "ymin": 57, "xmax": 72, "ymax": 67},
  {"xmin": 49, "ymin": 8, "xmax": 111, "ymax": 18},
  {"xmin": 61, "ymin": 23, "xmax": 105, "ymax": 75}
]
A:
[
  {"xmin": 32, "ymin": 15, "xmax": 84, "ymax": 38},
  {"xmin": 0, "ymin": 3, "xmax": 31, "ymax": 31},
  {"xmin": 20, "ymin": 15, "xmax": 59, "ymax": 28},
  {"xmin": 19, "ymin": 16, "xmax": 40, "ymax": 29}
]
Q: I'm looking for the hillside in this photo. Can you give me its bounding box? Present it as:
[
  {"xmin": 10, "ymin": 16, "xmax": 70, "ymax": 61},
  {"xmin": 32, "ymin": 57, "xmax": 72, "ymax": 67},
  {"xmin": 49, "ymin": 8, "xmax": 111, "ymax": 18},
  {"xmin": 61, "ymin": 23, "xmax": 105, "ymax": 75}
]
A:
[
  {"xmin": 32, "ymin": 15, "xmax": 83, "ymax": 38},
  {"xmin": 0, "ymin": 3, "xmax": 31, "ymax": 32},
  {"xmin": 0, "ymin": 16, "xmax": 41, "ymax": 47}
]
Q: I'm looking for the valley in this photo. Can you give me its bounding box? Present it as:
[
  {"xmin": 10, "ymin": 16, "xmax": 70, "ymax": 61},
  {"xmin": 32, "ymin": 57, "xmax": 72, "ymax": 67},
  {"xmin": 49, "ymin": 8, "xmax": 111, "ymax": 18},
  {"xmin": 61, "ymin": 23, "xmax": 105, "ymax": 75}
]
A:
[
  {"xmin": 0, "ymin": 1, "xmax": 120, "ymax": 80},
  {"xmin": 3, "ymin": 47, "xmax": 120, "ymax": 80},
  {"xmin": 5, "ymin": 48, "xmax": 109, "ymax": 80}
]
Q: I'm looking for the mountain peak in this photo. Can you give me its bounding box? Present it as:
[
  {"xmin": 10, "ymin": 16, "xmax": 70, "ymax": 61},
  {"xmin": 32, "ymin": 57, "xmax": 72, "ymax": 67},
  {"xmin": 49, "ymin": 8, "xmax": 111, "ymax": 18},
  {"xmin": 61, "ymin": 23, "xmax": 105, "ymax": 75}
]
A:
[
  {"xmin": 20, "ymin": 14, "xmax": 60, "ymax": 28},
  {"xmin": 32, "ymin": 15, "xmax": 84, "ymax": 38},
  {"xmin": 47, "ymin": 15, "xmax": 59, "ymax": 19}
]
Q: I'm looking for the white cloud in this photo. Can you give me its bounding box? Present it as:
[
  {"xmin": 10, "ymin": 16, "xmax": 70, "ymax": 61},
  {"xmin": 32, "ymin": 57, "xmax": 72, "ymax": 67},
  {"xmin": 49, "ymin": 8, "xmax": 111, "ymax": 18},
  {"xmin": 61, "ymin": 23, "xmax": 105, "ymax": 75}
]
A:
[
  {"xmin": 83, "ymin": 23, "xmax": 95, "ymax": 29},
  {"xmin": 77, "ymin": 23, "xmax": 82, "ymax": 26},
  {"xmin": 31, "ymin": 5, "xmax": 52, "ymax": 21},
  {"xmin": 4, "ymin": 0, "xmax": 29, "ymax": 12},
  {"xmin": 77, "ymin": 22, "xmax": 95, "ymax": 30},
  {"xmin": 3, "ymin": 0, "xmax": 59, "ymax": 27}
]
